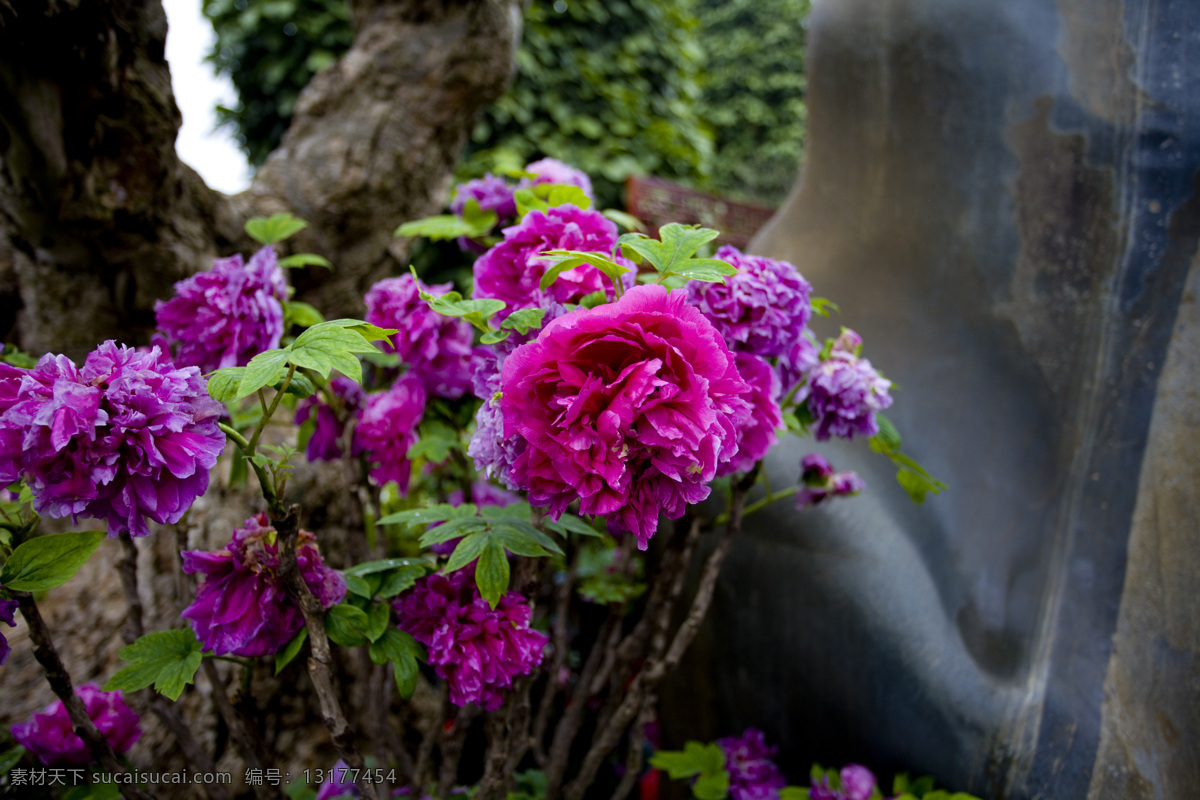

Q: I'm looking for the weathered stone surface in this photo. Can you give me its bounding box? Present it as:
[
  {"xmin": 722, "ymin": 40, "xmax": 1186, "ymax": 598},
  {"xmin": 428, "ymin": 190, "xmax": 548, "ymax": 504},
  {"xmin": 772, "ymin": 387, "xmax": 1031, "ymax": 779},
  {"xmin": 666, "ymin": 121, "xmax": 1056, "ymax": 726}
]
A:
[{"xmin": 666, "ymin": 1, "xmax": 1200, "ymax": 798}]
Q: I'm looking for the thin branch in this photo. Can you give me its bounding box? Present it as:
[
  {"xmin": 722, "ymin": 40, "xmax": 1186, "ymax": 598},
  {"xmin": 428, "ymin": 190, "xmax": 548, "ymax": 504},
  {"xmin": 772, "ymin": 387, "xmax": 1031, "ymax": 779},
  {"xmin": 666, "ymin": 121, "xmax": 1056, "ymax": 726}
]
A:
[
  {"xmin": 274, "ymin": 503, "xmax": 378, "ymax": 800},
  {"xmin": 15, "ymin": 592, "xmax": 155, "ymax": 800},
  {"xmin": 411, "ymin": 682, "xmax": 447, "ymax": 794},
  {"xmin": 201, "ymin": 659, "xmax": 279, "ymax": 800},
  {"xmin": 610, "ymin": 694, "xmax": 656, "ymax": 800},
  {"xmin": 437, "ymin": 703, "xmax": 480, "ymax": 798},
  {"xmin": 246, "ymin": 367, "xmax": 295, "ymax": 456},
  {"xmin": 118, "ymin": 534, "xmax": 230, "ymax": 800}
]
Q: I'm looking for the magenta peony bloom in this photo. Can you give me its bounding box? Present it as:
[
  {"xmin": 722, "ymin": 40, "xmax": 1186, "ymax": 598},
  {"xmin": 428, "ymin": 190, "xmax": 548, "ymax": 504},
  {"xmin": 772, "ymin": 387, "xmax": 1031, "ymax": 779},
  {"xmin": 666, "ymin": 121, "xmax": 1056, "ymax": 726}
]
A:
[
  {"xmin": 716, "ymin": 729, "xmax": 787, "ymax": 800},
  {"xmin": 11, "ymin": 683, "xmax": 141, "ymax": 766},
  {"xmin": 451, "ymin": 174, "xmax": 518, "ymax": 220},
  {"xmin": 0, "ymin": 597, "xmax": 16, "ymax": 666},
  {"xmin": 686, "ymin": 246, "xmax": 812, "ymax": 359},
  {"xmin": 795, "ymin": 453, "xmax": 865, "ymax": 509},
  {"xmin": 294, "ymin": 376, "xmax": 366, "ymax": 462},
  {"xmin": 182, "ymin": 513, "xmax": 345, "ymax": 657},
  {"xmin": 0, "ymin": 342, "xmax": 225, "ymax": 537},
  {"xmin": 155, "ymin": 247, "xmax": 287, "ymax": 375},
  {"xmin": 718, "ymin": 353, "xmax": 783, "ymax": 476},
  {"xmin": 364, "ymin": 275, "xmax": 476, "ymax": 399},
  {"xmin": 501, "ymin": 285, "xmax": 753, "ymax": 548},
  {"xmin": 806, "ymin": 335, "xmax": 893, "ymax": 441},
  {"xmin": 809, "ymin": 764, "xmax": 878, "ymax": 800},
  {"xmin": 473, "ymin": 205, "xmax": 634, "ymax": 319},
  {"xmin": 354, "ymin": 377, "xmax": 426, "ymax": 495},
  {"xmin": 523, "ymin": 158, "xmax": 594, "ymax": 199},
  {"xmin": 393, "ymin": 567, "xmax": 546, "ymax": 711}
]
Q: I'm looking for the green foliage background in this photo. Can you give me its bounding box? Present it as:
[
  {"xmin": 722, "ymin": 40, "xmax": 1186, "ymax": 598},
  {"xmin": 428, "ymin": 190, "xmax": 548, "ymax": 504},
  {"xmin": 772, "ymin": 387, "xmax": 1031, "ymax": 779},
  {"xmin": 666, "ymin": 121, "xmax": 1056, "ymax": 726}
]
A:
[{"xmin": 202, "ymin": 0, "xmax": 809, "ymax": 207}]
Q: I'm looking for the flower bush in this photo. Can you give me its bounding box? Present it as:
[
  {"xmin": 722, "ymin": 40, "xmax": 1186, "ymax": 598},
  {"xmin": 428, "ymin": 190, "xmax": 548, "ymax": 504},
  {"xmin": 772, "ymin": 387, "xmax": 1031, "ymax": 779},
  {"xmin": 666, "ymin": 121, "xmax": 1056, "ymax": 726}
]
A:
[{"xmin": 0, "ymin": 163, "xmax": 945, "ymax": 799}]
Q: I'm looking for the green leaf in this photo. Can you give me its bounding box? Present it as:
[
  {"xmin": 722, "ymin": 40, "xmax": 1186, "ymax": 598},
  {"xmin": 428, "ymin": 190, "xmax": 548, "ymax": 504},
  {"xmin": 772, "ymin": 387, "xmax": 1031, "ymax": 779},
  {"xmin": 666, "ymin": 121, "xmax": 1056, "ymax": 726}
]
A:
[
  {"xmin": 378, "ymin": 565, "xmax": 429, "ymax": 598},
  {"xmin": 0, "ymin": 745, "xmax": 26, "ymax": 777},
  {"xmin": 619, "ymin": 223, "xmax": 720, "ymax": 275},
  {"xmin": 238, "ymin": 348, "xmax": 291, "ymax": 399},
  {"xmin": 693, "ymin": 771, "xmax": 730, "ymax": 800},
  {"xmin": 344, "ymin": 573, "xmax": 373, "ymax": 598},
  {"xmin": 514, "ymin": 187, "xmax": 549, "ymax": 216},
  {"xmin": 395, "ymin": 203, "xmax": 496, "ymax": 240},
  {"xmin": 779, "ymin": 788, "xmax": 811, "ymax": 800},
  {"xmin": 365, "ymin": 600, "xmax": 390, "ymax": 642},
  {"xmin": 61, "ymin": 781, "xmax": 123, "ymax": 800},
  {"xmin": 539, "ymin": 250, "xmax": 631, "ymax": 292},
  {"xmin": 811, "ymin": 297, "xmax": 840, "ymax": 317},
  {"xmin": 873, "ymin": 414, "xmax": 902, "ymax": 452},
  {"xmin": 275, "ymin": 627, "xmax": 308, "ymax": 675},
  {"xmin": 501, "ymin": 307, "xmax": 547, "ymax": 334},
  {"xmin": 246, "ymin": 213, "xmax": 308, "ymax": 245},
  {"xmin": 649, "ymin": 742, "xmax": 726, "ymax": 780},
  {"xmin": 481, "ymin": 330, "xmax": 510, "ymax": 345},
  {"xmin": 443, "ymin": 533, "xmax": 489, "ymax": 574},
  {"xmin": 491, "ymin": 517, "xmax": 565, "ymax": 556},
  {"xmin": 393, "ymin": 657, "xmax": 418, "ymax": 701},
  {"xmin": 206, "ymin": 367, "xmax": 246, "ymax": 402},
  {"xmin": 475, "ymin": 538, "xmax": 510, "ymax": 609},
  {"xmin": 103, "ymin": 628, "xmax": 203, "ymax": 701},
  {"xmin": 314, "ymin": 318, "xmax": 397, "ymax": 344},
  {"xmin": 907, "ymin": 776, "xmax": 936, "ymax": 797},
  {"xmin": 367, "ymin": 628, "xmax": 424, "ymax": 667},
  {"xmin": 344, "ymin": 557, "xmax": 432, "ymax": 576},
  {"xmin": 578, "ymin": 290, "xmax": 608, "ymax": 309},
  {"xmin": 417, "ymin": 515, "xmax": 488, "ymax": 546},
  {"xmin": 578, "ymin": 575, "xmax": 646, "ymax": 605},
  {"xmin": 288, "ymin": 322, "xmax": 380, "ymax": 382},
  {"xmin": 278, "ymin": 253, "xmax": 332, "ymax": 270},
  {"xmin": 601, "ymin": 209, "xmax": 646, "ymax": 232},
  {"xmin": 378, "ymin": 504, "xmax": 470, "ymax": 528},
  {"xmin": 284, "ymin": 301, "xmax": 326, "ymax": 329},
  {"xmin": 406, "ymin": 420, "xmax": 460, "ymax": 463},
  {"xmin": 461, "ymin": 198, "xmax": 500, "ymax": 232},
  {"xmin": 478, "ymin": 502, "xmax": 533, "ymax": 519},
  {"xmin": 0, "ymin": 530, "xmax": 105, "ymax": 592},
  {"xmin": 325, "ymin": 603, "xmax": 370, "ymax": 647},
  {"xmin": 670, "ymin": 258, "xmax": 738, "ymax": 284},
  {"xmin": 546, "ymin": 185, "xmax": 592, "ymax": 209}
]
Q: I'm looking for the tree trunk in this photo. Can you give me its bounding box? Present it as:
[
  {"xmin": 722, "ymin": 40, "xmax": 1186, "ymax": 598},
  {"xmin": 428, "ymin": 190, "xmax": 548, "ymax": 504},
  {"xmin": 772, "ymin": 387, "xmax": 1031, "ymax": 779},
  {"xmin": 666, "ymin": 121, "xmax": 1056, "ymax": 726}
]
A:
[{"xmin": 0, "ymin": 0, "xmax": 522, "ymax": 358}]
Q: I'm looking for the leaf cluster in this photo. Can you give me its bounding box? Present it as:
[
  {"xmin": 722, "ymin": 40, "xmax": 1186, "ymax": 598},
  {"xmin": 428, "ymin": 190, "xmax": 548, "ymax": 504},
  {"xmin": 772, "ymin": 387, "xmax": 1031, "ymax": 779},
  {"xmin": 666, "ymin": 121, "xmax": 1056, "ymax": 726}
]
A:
[
  {"xmin": 649, "ymin": 741, "xmax": 730, "ymax": 800},
  {"xmin": 103, "ymin": 629, "xmax": 204, "ymax": 701},
  {"xmin": 868, "ymin": 415, "xmax": 947, "ymax": 505},
  {"xmin": 0, "ymin": 531, "xmax": 105, "ymax": 592}
]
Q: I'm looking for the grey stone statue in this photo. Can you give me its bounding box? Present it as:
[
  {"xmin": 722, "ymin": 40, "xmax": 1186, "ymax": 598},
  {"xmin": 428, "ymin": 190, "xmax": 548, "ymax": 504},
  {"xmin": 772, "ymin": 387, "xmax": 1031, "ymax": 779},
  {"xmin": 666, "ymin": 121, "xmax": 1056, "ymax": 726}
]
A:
[{"xmin": 668, "ymin": 1, "xmax": 1200, "ymax": 798}]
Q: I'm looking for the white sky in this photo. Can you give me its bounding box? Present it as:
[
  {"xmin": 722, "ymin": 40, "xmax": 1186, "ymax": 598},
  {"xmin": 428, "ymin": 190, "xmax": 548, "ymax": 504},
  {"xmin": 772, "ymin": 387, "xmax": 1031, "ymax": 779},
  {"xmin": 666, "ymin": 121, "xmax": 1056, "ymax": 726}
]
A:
[{"xmin": 162, "ymin": 0, "xmax": 254, "ymax": 195}]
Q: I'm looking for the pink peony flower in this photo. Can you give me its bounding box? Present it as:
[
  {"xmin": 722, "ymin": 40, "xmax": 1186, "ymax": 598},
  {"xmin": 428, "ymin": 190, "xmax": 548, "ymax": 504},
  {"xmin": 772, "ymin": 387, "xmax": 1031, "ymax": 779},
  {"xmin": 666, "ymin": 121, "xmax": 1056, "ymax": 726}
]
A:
[
  {"xmin": 523, "ymin": 157, "xmax": 594, "ymax": 199},
  {"xmin": 155, "ymin": 246, "xmax": 288, "ymax": 375},
  {"xmin": 0, "ymin": 342, "xmax": 225, "ymax": 537},
  {"xmin": 501, "ymin": 285, "xmax": 753, "ymax": 548},
  {"xmin": 364, "ymin": 275, "xmax": 477, "ymax": 399},
  {"xmin": 393, "ymin": 567, "xmax": 546, "ymax": 711},
  {"xmin": 11, "ymin": 683, "xmax": 141, "ymax": 766},
  {"xmin": 809, "ymin": 764, "xmax": 878, "ymax": 800},
  {"xmin": 451, "ymin": 174, "xmax": 518, "ymax": 220},
  {"xmin": 181, "ymin": 513, "xmax": 346, "ymax": 657},
  {"xmin": 473, "ymin": 205, "xmax": 634, "ymax": 319},
  {"xmin": 718, "ymin": 353, "xmax": 783, "ymax": 476},
  {"xmin": 795, "ymin": 453, "xmax": 865, "ymax": 509},
  {"xmin": 717, "ymin": 729, "xmax": 787, "ymax": 800},
  {"xmin": 354, "ymin": 376, "xmax": 426, "ymax": 495},
  {"xmin": 686, "ymin": 246, "xmax": 812, "ymax": 359}
]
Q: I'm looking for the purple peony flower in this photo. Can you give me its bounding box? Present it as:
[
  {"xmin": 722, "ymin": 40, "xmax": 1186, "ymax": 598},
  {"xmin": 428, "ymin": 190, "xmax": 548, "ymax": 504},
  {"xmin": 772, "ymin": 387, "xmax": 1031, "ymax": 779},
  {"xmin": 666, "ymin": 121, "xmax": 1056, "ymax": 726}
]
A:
[
  {"xmin": 686, "ymin": 246, "xmax": 812, "ymax": 360},
  {"xmin": 155, "ymin": 247, "xmax": 288, "ymax": 375},
  {"xmin": 11, "ymin": 683, "xmax": 141, "ymax": 766},
  {"xmin": 467, "ymin": 353, "xmax": 524, "ymax": 490},
  {"xmin": 393, "ymin": 567, "xmax": 546, "ymax": 711},
  {"xmin": 778, "ymin": 333, "xmax": 820, "ymax": 400},
  {"xmin": 522, "ymin": 157, "xmax": 595, "ymax": 199},
  {"xmin": 354, "ymin": 377, "xmax": 426, "ymax": 496},
  {"xmin": 717, "ymin": 729, "xmax": 787, "ymax": 800},
  {"xmin": 806, "ymin": 334, "xmax": 893, "ymax": 441},
  {"xmin": 795, "ymin": 454, "xmax": 865, "ymax": 509},
  {"xmin": 451, "ymin": 174, "xmax": 518, "ymax": 220},
  {"xmin": 809, "ymin": 764, "xmax": 878, "ymax": 800},
  {"xmin": 0, "ymin": 597, "xmax": 17, "ymax": 666},
  {"xmin": 719, "ymin": 353, "xmax": 783, "ymax": 477},
  {"xmin": 294, "ymin": 376, "xmax": 367, "ymax": 462},
  {"xmin": 0, "ymin": 342, "xmax": 225, "ymax": 537},
  {"xmin": 473, "ymin": 206, "xmax": 634, "ymax": 319},
  {"xmin": 501, "ymin": 285, "xmax": 753, "ymax": 548},
  {"xmin": 315, "ymin": 760, "xmax": 358, "ymax": 800},
  {"xmin": 364, "ymin": 275, "xmax": 477, "ymax": 399},
  {"xmin": 181, "ymin": 513, "xmax": 346, "ymax": 657}
]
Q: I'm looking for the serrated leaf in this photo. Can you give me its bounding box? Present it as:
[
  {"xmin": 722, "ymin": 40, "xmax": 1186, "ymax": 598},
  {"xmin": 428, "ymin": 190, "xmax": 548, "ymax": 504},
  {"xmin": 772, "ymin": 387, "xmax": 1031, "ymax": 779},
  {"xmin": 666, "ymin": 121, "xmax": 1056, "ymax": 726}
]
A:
[
  {"xmin": 278, "ymin": 253, "xmax": 332, "ymax": 270},
  {"xmin": 619, "ymin": 224, "xmax": 720, "ymax": 275},
  {"xmin": 365, "ymin": 601, "xmax": 390, "ymax": 642},
  {"xmin": 325, "ymin": 603, "xmax": 370, "ymax": 647},
  {"xmin": 206, "ymin": 367, "xmax": 246, "ymax": 402},
  {"xmin": 103, "ymin": 628, "xmax": 203, "ymax": 701},
  {"xmin": 481, "ymin": 330, "xmax": 510, "ymax": 344},
  {"xmin": 284, "ymin": 301, "xmax": 326, "ymax": 329},
  {"xmin": 238, "ymin": 349, "xmax": 290, "ymax": 399},
  {"xmin": 246, "ymin": 213, "xmax": 308, "ymax": 245},
  {"xmin": 475, "ymin": 538, "xmax": 510, "ymax": 609},
  {"xmin": 0, "ymin": 530, "xmax": 105, "ymax": 592},
  {"xmin": 288, "ymin": 323, "xmax": 379, "ymax": 382},
  {"xmin": 275, "ymin": 627, "xmax": 308, "ymax": 675},
  {"xmin": 500, "ymin": 308, "xmax": 546, "ymax": 335}
]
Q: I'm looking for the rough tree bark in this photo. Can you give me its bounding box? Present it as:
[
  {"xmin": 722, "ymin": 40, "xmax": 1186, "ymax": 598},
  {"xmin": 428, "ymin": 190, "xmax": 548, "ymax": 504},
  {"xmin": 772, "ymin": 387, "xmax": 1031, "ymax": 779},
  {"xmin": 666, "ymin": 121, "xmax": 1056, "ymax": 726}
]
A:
[{"xmin": 0, "ymin": 0, "xmax": 523, "ymax": 358}]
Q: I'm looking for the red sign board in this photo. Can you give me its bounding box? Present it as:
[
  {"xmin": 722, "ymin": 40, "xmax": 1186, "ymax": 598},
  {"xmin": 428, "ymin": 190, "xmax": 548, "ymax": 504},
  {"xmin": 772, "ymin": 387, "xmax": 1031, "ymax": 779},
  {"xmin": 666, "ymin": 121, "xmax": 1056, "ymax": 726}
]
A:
[{"xmin": 625, "ymin": 176, "xmax": 778, "ymax": 248}]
